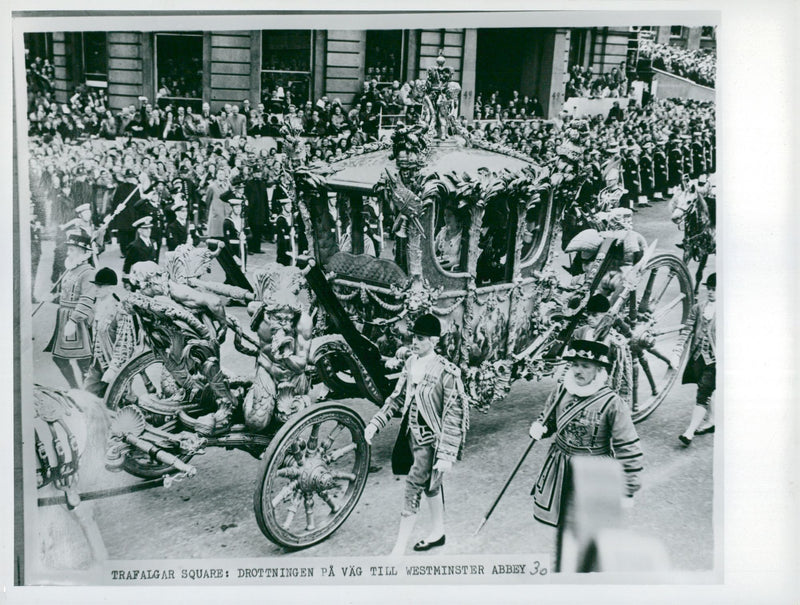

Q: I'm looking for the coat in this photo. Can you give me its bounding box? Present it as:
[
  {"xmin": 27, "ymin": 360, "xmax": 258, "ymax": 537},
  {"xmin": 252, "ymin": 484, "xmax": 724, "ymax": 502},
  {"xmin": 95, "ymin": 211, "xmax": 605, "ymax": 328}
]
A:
[
  {"xmin": 123, "ymin": 235, "xmax": 158, "ymax": 275},
  {"xmin": 531, "ymin": 383, "xmax": 643, "ymax": 527},
  {"xmin": 205, "ymin": 182, "xmax": 232, "ymax": 237},
  {"xmin": 44, "ymin": 261, "xmax": 95, "ymax": 359},
  {"xmin": 679, "ymin": 301, "xmax": 717, "ymax": 384},
  {"xmin": 369, "ymin": 353, "xmax": 469, "ymax": 473}
]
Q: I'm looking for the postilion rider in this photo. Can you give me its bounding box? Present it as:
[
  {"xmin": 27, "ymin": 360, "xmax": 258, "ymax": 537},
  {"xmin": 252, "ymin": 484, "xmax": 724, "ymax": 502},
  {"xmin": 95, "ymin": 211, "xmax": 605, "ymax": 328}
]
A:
[{"xmin": 364, "ymin": 313, "xmax": 470, "ymax": 555}]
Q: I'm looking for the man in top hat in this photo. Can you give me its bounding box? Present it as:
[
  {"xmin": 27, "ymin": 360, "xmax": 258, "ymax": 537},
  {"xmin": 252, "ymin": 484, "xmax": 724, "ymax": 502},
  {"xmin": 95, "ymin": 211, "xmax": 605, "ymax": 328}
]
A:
[
  {"xmin": 528, "ymin": 338, "xmax": 643, "ymax": 561},
  {"xmin": 676, "ymin": 273, "xmax": 717, "ymax": 446},
  {"xmin": 44, "ymin": 232, "xmax": 96, "ymax": 388},
  {"xmin": 83, "ymin": 267, "xmax": 137, "ymax": 397},
  {"xmin": 123, "ymin": 216, "xmax": 159, "ymax": 277},
  {"xmin": 364, "ymin": 313, "xmax": 469, "ymax": 555}
]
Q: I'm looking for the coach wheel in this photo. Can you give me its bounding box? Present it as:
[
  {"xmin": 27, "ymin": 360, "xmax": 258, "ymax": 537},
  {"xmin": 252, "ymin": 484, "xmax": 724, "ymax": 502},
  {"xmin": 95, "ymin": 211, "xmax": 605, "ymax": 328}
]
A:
[
  {"xmin": 616, "ymin": 254, "xmax": 694, "ymax": 423},
  {"xmin": 104, "ymin": 350, "xmax": 194, "ymax": 479},
  {"xmin": 254, "ymin": 403, "xmax": 370, "ymax": 549}
]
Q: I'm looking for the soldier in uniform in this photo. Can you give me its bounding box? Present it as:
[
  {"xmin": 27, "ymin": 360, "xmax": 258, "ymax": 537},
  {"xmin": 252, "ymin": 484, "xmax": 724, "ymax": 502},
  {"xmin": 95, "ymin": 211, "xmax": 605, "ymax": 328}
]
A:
[
  {"xmin": 528, "ymin": 338, "xmax": 643, "ymax": 564},
  {"xmin": 691, "ymin": 131, "xmax": 707, "ymax": 180},
  {"xmin": 667, "ymin": 136, "xmax": 684, "ymax": 196},
  {"xmin": 123, "ymin": 216, "xmax": 159, "ymax": 278},
  {"xmin": 621, "ymin": 144, "xmax": 643, "ymax": 209},
  {"xmin": 222, "ymin": 198, "xmax": 249, "ymax": 272},
  {"xmin": 652, "ymin": 136, "xmax": 669, "ymax": 200},
  {"xmin": 165, "ymin": 197, "xmax": 195, "ymax": 251},
  {"xmin": 638, "ymin": 141, "xmax": 655, "ymax": 204},
  {"xmin": 364, "ymin": 314, "xmax": 469, "ymax": 555},
  {"xmin": 110, "ymin": 168, "xmax": 141, "ymax": 256},
  {"xmin": 44, "ymin": 232, "xmax": 96, "ymax": 389},
  {"xmin": 681, "ymin": 134, "xmax": 694, "ymax": 183},
  {"xmin": 676, "ymin": 273, "xmax": 717, "ymax": 445}
]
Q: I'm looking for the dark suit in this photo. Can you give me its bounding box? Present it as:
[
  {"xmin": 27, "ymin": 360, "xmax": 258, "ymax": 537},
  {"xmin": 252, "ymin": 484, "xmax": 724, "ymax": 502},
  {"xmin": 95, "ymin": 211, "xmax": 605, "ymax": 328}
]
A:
[
  {"xmin": 123, "ymin": 235, "xmax": 158, "ymax": 275},
  {"xmin": 165, "ymin": 218, "xmax": 190, "ymax": 251},
  {"xmin": 653, "ymin": 147, "xmax": 668, "ymax": 196},
  {"xmin": 244, "ymin": 178, "xmax": 267, "ymax": 252}
]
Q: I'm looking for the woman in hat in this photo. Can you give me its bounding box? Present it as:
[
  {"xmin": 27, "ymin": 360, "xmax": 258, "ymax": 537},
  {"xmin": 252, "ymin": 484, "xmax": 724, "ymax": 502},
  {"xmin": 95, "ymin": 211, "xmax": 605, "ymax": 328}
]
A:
[
  {"xmin": 528, "ymin": 338, "xmax": 643, "ymax": 543},
  {"xmin": 364, "ymin": 313, "xmax": 469, "ymax": 555},
  {"xmin": 44, "ymin": 232, "xmax": 96, "ymax": 388},
  {"xmin": 676, "ymin": 273, "xmax": 716, "ymax": 445}
]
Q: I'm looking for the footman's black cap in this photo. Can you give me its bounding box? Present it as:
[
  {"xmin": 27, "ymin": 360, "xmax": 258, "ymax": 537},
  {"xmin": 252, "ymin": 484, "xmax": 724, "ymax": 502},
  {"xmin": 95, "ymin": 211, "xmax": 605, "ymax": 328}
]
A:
[{"xmin": 410, "ymin": 313, "xmax": 441, "ymax": 338}]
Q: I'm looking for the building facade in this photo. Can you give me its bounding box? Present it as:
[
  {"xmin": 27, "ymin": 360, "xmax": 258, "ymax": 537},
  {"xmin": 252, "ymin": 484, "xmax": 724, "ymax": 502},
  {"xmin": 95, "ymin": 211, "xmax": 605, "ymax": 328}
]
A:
[{"xmin": 24, "ymin": 25, "xmax": 714, "ymax": 121}]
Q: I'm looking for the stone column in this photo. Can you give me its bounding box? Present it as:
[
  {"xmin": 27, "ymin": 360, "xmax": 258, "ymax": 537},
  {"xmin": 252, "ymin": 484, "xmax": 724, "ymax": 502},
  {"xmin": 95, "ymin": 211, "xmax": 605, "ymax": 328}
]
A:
[{"xmin": 459, "ymin": 29, "xmax": 477, "ymax": 121}]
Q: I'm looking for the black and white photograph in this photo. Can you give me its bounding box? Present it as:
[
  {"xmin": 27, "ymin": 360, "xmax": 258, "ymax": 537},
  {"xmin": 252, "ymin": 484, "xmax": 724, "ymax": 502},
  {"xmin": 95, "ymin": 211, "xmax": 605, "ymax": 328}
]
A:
[{"xmin": 3, "ymin": 4, "xmax": 796, "ymax": 603}]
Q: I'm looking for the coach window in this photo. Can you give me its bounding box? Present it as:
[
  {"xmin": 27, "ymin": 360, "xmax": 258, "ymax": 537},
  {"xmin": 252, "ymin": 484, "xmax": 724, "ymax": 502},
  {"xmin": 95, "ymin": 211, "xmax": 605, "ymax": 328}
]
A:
[
  {"xmin": 81, "ymin": 32, "xmax": 108, "ymax": 88},
  {"xmin": 365, "ymin": 30, "xmax": 405, "ymax": 85},
  {"xmin": 261, "ymin": 30, "xmax": 313, "ymax": 108},
  {"xmin": 519, "ymin": 192, "xmax": 551, "ymax": 267},
  {"xmin": 476, "ymin": 197, "xmax": 514, "ymax": 286},
  {"xmin": 700, "ymin": 26, "xmax": 716, "ymax": 40},
  {"xmin": 155, "ymin": 32, "xmax": 203, "ymax": 109},
  {"xmin": 432, "ymin": 200, "xmax": 470, "ymax": 274}
]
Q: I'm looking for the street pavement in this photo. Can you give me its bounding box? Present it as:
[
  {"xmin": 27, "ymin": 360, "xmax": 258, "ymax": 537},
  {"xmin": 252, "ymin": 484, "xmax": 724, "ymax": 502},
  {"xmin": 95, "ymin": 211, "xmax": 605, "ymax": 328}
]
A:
[{"xmin": 27, "ymin": 195, "xmax": 716, "ymax": 571}]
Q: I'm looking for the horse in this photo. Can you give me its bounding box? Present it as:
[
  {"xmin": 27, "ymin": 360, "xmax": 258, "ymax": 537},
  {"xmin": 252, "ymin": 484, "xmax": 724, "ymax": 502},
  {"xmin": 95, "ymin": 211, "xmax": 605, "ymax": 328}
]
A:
[
  {"xmin": 32, "ymin": 386, "xmax": 111, "ymax": 574},
  {"xmin": 670, "ymin": 185, "xmax": 716, "ymax": 293}
]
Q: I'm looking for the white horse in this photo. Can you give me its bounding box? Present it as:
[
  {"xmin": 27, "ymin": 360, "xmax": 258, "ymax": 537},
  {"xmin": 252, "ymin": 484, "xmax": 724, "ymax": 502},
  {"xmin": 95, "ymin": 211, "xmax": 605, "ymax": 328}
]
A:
[{"xmin": 33, "ymin": 386, "xmax": 110, "ymax": 572}]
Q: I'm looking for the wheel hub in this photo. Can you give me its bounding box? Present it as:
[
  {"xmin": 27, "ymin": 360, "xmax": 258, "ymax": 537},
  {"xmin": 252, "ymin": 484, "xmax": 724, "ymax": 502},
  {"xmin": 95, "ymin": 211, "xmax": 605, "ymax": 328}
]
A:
[{"xmin": 297, "ymin": 455, "xmax": 336, "ymax": 493}]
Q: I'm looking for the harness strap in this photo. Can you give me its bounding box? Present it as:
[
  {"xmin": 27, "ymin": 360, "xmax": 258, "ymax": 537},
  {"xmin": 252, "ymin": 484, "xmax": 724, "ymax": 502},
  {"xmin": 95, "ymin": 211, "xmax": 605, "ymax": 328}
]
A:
[{"xmin": 34, "ymin": 430, "xmax": 52, "ymax": 488}]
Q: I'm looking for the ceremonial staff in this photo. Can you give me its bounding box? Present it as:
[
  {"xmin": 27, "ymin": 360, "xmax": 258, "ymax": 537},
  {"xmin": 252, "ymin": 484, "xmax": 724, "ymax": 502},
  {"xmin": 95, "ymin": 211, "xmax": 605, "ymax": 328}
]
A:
[
  {"xmin": 32, "ymin": 184, "xmax": 141, "ymax": 317},
  {"xmin": 474, "ymin": 389, "xmax": 561, "ymax": 536}
]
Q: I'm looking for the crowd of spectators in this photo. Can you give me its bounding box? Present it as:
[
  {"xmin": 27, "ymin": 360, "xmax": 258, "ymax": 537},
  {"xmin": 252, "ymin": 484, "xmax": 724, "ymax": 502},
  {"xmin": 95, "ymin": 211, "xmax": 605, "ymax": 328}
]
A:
[
  {"xmin": 466, "ymin": 97, "xmax": 714, "ymax": 173},
  {"xmin": 639, "ymin": 40, "xmax": 716, "ymax": 88},
  {"xmin": 473, "ymin": 90, "xmax": 545, "ymax": 121},
  {"xmin": 565, "ymin": 63, "xmax": 630, "ymax": 100}
]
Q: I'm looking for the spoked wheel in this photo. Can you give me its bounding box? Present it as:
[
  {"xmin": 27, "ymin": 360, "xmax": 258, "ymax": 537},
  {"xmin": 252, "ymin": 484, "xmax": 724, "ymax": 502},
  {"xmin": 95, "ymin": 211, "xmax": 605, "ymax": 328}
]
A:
[
  {"xmin": 613, "ymin": 254, "xmax": 694, "ymax": 423},
  {"xmin": 254, "ymin": 404, "xmax": 369, "ymax": 549},
  {"xmin": 103, "ymin": 350, "xmax": 194, "ymax": 479}
]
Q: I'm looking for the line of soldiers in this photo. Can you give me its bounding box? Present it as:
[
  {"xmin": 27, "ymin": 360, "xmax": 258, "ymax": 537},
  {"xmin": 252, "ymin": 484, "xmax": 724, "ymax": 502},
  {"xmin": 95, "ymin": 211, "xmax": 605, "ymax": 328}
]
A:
[
  {"xmin": 608, "ymin": 128, "xmax": 715, "ymax": 209},
  {"xmin": 565, "ymin": 127, "xmax": 714, "ymax": 214}
]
